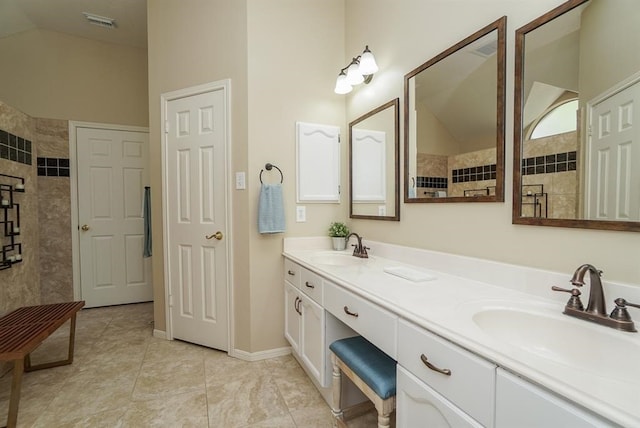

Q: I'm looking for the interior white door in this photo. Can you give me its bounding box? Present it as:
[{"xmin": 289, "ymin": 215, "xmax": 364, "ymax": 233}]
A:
[
  {"xmin": 587, "ymin": 80, "xmax": 640, "ymax": 220},
  {"xmin": 77, "ymin": 127, "xmax": 152, "ymax": 307},
  {"xmin": 165, "ymin": 87, "xmax": 229, "ymax": 351}
]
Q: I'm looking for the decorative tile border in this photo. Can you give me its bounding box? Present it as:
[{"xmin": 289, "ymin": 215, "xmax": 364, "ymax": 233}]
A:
[
  {"xmin": 452, "ymin": 163, "xmax": 496, "ymax": 183},
  {"xmin": 0, "ymin": 130, "xmax": 32, "ymax": 165},
  {"xmin": 37, "ymin": 157, "xmax": 70, "ymax": 177},
  {"xmin": 416, "ymin": 176, "xmax": 448, "ymax": 189},
  {"xmin": 522, "ymin": 151, "xmax": 577, "ymax": 176}
]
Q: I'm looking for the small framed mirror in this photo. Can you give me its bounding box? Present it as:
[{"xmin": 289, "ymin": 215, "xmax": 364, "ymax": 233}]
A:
[
  {"xmin": 513, "ymin": 0, "xmax": 640, "ymax": 231},
  {"xmin": 349, "ymin": 98, "xmax": 400, "ymax": 221},
  {"xmin": 404, "ymin": 16, "xmax": 506, "ymax": 203}
]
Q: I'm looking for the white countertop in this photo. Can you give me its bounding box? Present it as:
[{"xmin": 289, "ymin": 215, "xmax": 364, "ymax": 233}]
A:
[{"xmin": 283, "ymin": 237, "xmax": 640, "ymax": 427}]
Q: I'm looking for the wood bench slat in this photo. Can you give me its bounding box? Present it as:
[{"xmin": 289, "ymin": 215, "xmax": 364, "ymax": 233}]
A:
[{"xmin": 0, "ymin": 302, "xmax": 85, "ymax": 361}]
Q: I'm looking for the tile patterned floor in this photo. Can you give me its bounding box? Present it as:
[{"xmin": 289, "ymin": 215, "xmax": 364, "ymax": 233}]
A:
[{"xmin": 0, "ymin": 303, "xmax": 380, "ymax": 427}]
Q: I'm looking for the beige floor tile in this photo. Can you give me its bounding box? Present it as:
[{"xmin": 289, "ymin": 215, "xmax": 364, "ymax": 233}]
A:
[
  {"xmin": 132, "ymin": 358, "xmax": 205, "ymax": 401},
  {"xmin": 121, "ymin": 389, "xmax": 208, "ymax": 427},
  {"xmin": 206, "ymin": 371, "xmax": 289, "ymax": 427},
  {"xmin": 33, "ymin": 408, "xmax": 126, "ymax": 428},
  {"xmin": 0, "ymin": 302, "xmax": 351, "ymax": 428}
]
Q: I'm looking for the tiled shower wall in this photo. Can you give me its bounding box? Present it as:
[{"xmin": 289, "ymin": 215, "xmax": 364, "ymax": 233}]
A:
[
  {"xmin": 0, "ymin": 105, "xmax": 73, "ymax": 309},
  {"xmin": 35, "ymin": 118, "xmax": 73, "ymax": 303},
  {"xmin": 522, "ymin": 131, "xmax": 578, "ymax": 219},
  {"xmin": 0, "ymin": 100, "xmax": 40, "ymax": 375}
]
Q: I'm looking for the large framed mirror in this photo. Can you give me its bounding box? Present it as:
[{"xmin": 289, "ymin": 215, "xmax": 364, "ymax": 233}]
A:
[
  {"xmin": 513, "ymin": 0, "xmax": 640, "ymax": 231},
  {"xmin": 349, "ymin": 98, "xmax": 400, "ymax": 221},
  {"xmin": 404, "ymin": 16, "xmax": 506, "ymax": 203}
]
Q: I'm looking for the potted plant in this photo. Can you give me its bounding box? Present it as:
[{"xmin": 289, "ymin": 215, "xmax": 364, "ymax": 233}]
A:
[{"xmin": 328, "ymin": 222, "xmax": 350, "ymax": 251}]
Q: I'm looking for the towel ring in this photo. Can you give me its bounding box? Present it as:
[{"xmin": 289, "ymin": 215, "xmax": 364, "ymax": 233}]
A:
[{"xmin": 259, "ymin": 163, "xmax": 283, "ymax": 184}]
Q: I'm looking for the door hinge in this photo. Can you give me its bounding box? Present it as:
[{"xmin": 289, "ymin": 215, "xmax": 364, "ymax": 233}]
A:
[
  {"xmin": 338, "ymin": 185, "xmax": 341, "ymax": 195},
  {"xmin": 338, "ymin": 134, "xmax": 341, "ymax": 143},
  {"xmin": 164, "ymin": 121, "xmax": 170, "ymax": 134},
  {"xmin": 168, "ymin": 294, "xmax": 174, "ymax": 307},
  {"xmin": 588, "ymin": 125, "xmax": 592, "ymax": 137}
]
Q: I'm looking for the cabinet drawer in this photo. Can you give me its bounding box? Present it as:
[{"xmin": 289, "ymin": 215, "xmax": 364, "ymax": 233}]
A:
[
  {"xmin": 398, "ymin": 319, "xmax": 495, "ymax": 427},
  {"xmin": 324, "ymin": 280, "xmax": 397, "ymax": 359},
  {"xmin": 300, "ymin": 267, "xmax": 323, "ymax": 304},
  {"xmin": 284, "ymin": 258, "xmax": 301, "ymax": 288},
  {"xmin": 397, "ymin": 365, "xmax": 483, "ymax": 428}
]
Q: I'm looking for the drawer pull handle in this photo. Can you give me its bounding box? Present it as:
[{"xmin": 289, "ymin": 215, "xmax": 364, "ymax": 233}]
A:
[
  {"xmin": 420, "ymin": 354, "xmax": 451, "ymax": 376},
  {"xmin": 287, "ymin": 270, "xmax": 295, "ymax": 276},
  {"xmin": 305, "ymin": 281, "xmax": 315, "ymax": 289},
  {"xmin": 343, "ymin": 306, "xmax": 359, "ymax": 318}
]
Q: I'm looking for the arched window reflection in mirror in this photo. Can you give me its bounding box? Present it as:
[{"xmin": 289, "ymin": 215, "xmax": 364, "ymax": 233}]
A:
[
  {"xmin": 349, "ymin": 98, "xmax": 400, "ymax": 221},
  {"xmin": 404, "ymin": 16, "xmax": 506, "ymax": 203},
  {"xmin": 513, "ymin": 0, "xmax": 640, "ymax": 231}
]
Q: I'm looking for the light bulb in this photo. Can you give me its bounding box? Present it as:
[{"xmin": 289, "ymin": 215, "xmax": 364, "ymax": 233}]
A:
[
  {"xmin": 334, "ymin": 72, "xmax": 352, "ymax": 94},
  {"xmin": 358, "ymin": 46, "xmax": 379, "ymax": 75},
  {"xmin": 345, "ymin": 61, "xmax": 364, "ymax": 85}
]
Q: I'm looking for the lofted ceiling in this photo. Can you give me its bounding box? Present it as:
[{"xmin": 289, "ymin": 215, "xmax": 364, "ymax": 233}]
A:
[{"xmin": 0, "ymin": 0, "xmax": 147, "ymax": 49}]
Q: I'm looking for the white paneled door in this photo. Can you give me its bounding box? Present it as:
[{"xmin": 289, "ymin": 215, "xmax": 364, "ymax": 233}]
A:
[
  {"xmin": 587, "ymin": 79, "xmax": 640, "ymax": 220},
  {"xmin": 77, "ymin": 127, "xmax": 152, "ymax": 307},
  {"xmin": 164, "ymin": 84, "xmax": 229, "ymax": 351}
]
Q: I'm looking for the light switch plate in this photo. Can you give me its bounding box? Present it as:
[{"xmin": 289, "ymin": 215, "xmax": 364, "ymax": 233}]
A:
[
  {"xmin": 296, "ymin": 206, "xmax": 306, "ymax": 222},
  {"xmin": 235, "ymin": 172, "xmax": 246, "ymax": 190}
]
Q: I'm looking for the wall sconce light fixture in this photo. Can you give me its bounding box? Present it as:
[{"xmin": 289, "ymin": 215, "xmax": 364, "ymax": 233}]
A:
[{"xmin": 334, "ymin": 46, "xmax": 379, "ymax": 94}]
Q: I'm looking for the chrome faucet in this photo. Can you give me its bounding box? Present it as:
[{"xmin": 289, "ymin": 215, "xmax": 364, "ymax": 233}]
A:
[
  {"xmin": 346, "ymin": 233, "xmax": 369, "ymax": 258},
  {"xmin": 552, "ymin": 264, "xmax": 638, "ymax": 332},
  {"xmin": 570, "ymin": 264, "xmax": 607, "ymax": 316}
]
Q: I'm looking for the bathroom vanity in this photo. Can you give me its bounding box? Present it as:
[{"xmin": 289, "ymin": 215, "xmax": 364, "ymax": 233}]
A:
[{"xmin": 283, "ymin": 237, "xmax": 640, "ymax": 427}]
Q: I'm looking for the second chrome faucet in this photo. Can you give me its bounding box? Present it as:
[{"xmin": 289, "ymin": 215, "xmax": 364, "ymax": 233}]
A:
[
  {"xmin": 346, "ymin": 233, "xmax": 369, "ymax": 258},
  {"xmin": 552, "ymin": 264, "xmax": 639, "ymax": 332}
]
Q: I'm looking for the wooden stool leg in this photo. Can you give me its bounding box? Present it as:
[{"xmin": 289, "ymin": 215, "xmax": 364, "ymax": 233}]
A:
[
  {"xmin": 330, "ymin": 353, "xmax": 343, "ymax": 427},
  {"xmin": 377, "ymin": 413, "xmax": 390, "ymax": 428},
  {"xmin": 7, "ymin": 358, "xmax": 25, "ymax": 428}
]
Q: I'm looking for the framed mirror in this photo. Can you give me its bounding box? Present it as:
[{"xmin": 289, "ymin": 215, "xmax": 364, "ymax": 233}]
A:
[
  {"xmin": 404, "ymin": 17, "xmax": 506, "ymax": 203},
  {"xmin": 513, "ymin": 0, "xmax": 640, "ymax": 231},
  {"xmin": 349, "ymin": 98, "xmax": 400, "ymax": 221}
]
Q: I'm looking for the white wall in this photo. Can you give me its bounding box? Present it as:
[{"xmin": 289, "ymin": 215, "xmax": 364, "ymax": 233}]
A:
[
  {"xmin": 345, "ymin": 0, "xmax": 640, "ymax": 285},
  {"xmin": 0, "ymin": 29, "xmax": 148, "ymax": 126}
]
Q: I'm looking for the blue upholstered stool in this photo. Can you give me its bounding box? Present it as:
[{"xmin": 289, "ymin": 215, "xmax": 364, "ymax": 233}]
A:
[{"xmin": 329, "ymin": 336, "xmax": 396, "ymax": 427}]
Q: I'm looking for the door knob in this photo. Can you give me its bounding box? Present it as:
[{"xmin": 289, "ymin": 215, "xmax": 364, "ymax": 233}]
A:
[
  {"xmin": 206, "ymin": 231, "xmax": 223, "ymax": 240},
  {"xmin": 81, "ymin": 224, "xmax": 90, "ymax": 231}
]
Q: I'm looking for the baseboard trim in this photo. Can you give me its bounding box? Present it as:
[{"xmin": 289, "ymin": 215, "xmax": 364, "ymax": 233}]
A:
[
  {"xmin": 231, "ymin": 346, "xmax": 291, "ymax": 362},
  {"xmin": 152, "ymin": 329, "xmax": 167, "ymax": 339}
]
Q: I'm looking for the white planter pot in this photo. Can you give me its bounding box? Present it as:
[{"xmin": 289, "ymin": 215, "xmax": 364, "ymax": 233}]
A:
[{"xmin": 332, "ymin": 237, "xmax": 347, "ymax": 251}]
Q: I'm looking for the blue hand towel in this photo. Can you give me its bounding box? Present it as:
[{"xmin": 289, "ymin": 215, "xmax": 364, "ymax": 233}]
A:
[{"xmin": 258, "ymin": 183, "xmax": 285, "ymax": 234}]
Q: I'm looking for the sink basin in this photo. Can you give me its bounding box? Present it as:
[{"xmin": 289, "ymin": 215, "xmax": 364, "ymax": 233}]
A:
[
  {"xmin": 310, "ymin": 252, "xmax": 363, "ymax": 266},
  {"xmin": 472, "ymin": 308, "xmax": 640, "ymax": 383}
]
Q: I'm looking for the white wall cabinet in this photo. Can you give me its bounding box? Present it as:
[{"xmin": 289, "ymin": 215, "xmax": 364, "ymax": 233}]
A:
[
  {"xmin": 495, "ymin": 369, "xmax": 617, "ymax": 428},
  {"xmin": 296, "ymin": 122, "xmax": 341, "ymax": 203}
]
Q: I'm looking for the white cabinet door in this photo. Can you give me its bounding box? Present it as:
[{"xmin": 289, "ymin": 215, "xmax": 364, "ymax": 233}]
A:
[
  {"xmin": 296, "ymin": 122, "xmax": 340, "ymax": 202},
  {"xmin": 397, "ymin": 366, "xmax": 483, "ymax": 428},
  {"xmin": 495, "ymin": 369, "xmax": 616, "ymax": 428},
  {"xmin": 284, "ymin": 282, "xmax": 301, "ymax": 354},
  {"xmin": 300, "ymin": 294, "xmax": 326, "ymax": 386}
]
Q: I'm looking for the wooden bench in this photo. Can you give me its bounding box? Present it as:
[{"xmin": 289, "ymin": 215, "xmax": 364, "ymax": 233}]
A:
[{"xmin": 0, "ymin": 301, "xmax": 85, "ymax": 428}]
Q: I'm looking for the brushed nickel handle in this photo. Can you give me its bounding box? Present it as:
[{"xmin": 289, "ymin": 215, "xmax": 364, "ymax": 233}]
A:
[
  {"xmin": 343, "ymin": 306, "xmax": 358, "ymax": 318},
  {"xmin": 287, "ymin": 270, "xmax": 295, "ymax": 276},
  {"xmin": 206, "ymin": 231, "xmax": 223, "ymax": 240},
  {"xmin": 420, "ymin": 354, "xmax": 451, "ymax": 376},
  {"xmin": 81, "ymin": 224, "xmax": 90, "ymax": 231},
  {"xmin": 305, "ymin": 281, "xmax": 315, "ymax": 289}
]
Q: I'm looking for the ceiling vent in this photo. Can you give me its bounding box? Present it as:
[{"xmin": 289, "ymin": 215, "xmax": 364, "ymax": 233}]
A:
[
  {"xmin": 472, "ymin": 40, "xmax": 498, "ymax": 58},
  {"xmin": 83, "ymin": 13, "xmax": 117, "ymax": 29}
]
